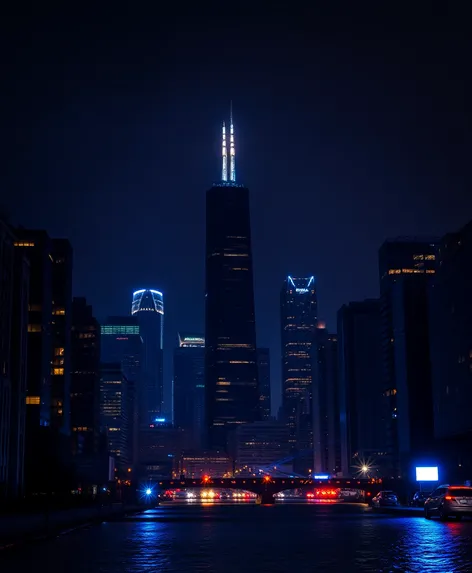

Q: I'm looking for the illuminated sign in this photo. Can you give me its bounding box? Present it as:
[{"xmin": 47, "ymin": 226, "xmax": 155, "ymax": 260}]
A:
[
  {"xmin": 154, "ymin": 418, "xmax": 166, "ymax": 423},
  {"xmin": 415, "ymin": 467, "xmax": 438, "ymax": 481},
  {"xmin": 313, "ymin": 474, "xmax": 330, "ymax": 480},
  {"xmin": 184, "ymin": 337, "xmax": 204, "ymax": 342},
  {"xmin": 296, "ymin": 288, "xmax": 309, "ymax": 294}
]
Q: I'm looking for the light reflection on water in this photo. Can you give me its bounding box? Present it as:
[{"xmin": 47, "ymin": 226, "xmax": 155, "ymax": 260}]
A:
[{"xmin": 1, "ymin": 504, "xmax": 472, "ymax": 572}]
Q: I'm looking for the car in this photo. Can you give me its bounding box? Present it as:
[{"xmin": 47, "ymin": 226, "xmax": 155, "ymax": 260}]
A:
[
  {"xmin": 424, "ymin": 485, "xmax": 472, "ymax": 520},
  {"xmin": 371, "ymin": 491, "xmax": 398, "ymax": 507},
  {"xmin": 411, "ymin": 491, "xmax": 431, "ymax": 507}
]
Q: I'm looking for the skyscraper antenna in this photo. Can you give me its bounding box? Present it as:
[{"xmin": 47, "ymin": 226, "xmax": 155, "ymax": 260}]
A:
[
  {"xmin": 230, "ymin": 101, "xmax": 236, "ymax": 182},
  {"xmin": 222, "ymin": 121, "xmax": 228, "ymax": 181}
]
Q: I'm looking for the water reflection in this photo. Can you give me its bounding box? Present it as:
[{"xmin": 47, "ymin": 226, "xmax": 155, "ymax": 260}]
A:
[{"xmin": 1, "ymin": 505, "xmax": 471, "ymax": 572}]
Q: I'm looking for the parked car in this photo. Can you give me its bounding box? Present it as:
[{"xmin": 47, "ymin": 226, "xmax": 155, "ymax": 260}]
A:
[
  {"xmin": 371, "ymin": 491, "xmax": 398, "ymax": 507},
  {"xmin": 424, "ymin": 485, "xmax": 472, "ymax": 520},
  {"xmin": 411, "ymin": 491, "xmax": 431, "ymax": 507}
]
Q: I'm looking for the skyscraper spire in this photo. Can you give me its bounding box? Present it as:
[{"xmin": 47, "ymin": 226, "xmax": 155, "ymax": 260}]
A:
[
  {"xmin": 230, "ymin": 101, "xmax": 236, "ymax": 182},
  {"xmin": 222, "ymin": 121, "xmax": 228, "ymax": 181}
]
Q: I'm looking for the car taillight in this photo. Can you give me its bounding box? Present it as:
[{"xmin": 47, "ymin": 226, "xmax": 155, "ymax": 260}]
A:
[{"xmin": 444, "ymin": 495, "xmax": 455, "ymax": 501}]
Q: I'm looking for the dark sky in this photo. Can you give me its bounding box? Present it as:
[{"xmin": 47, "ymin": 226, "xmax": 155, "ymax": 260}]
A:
[{"xmin": 3, "ymin": 3, "xmax": 471, "ymax": 415}]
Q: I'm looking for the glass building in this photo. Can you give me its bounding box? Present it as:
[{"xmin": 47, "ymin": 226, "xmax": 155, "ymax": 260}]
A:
[
  {"xmin": 173, "ymin": 333, "xmax": 205, "ymax": 450},
  {"xmin": 280, "ymin": 276, "xmax": 317, "ymax": 459},
  {"xmin": 131, "ymin": 289, "xmax": 164, "ymax": 424}
]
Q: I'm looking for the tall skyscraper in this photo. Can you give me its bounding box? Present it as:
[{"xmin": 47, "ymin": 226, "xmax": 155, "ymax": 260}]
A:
[
  {"xmin": 173, "ymin": 333, "xmax": 205, "ymax": 450},
  {"xmin": 50, "ymin": 238, "xmax": 73, "ymax": 435},
  {"xmin": 205, "ymin": 110, "xmax": 259, "ymax": 450},
  {"xmin": 101, "ymin": 316, "xmax": 142, "ymax": 466},
  {"xmin": 131, "ymin": 289, "xmax": 164, "ymax": 424},
  {"xmin": 312, "ymin": 325, "xmax": 341, "ymax": 476},
  {"xmin": 100, "ymin": 362, "xmax": 128, "ymax": 463},
  {"xmin": 379, "ymin": 238, "xmax": 438, "ymax": 477},
  {"xmin": 257, "ymin": 348, "xmax": 271, "ymax": 420},
  {"xmin": 280, "ymin": 276, "xmax": 317, "ymax": 458},
  {"xmin": 429, "ymin": 220, "xmax": 472, "ymax": 481},
  {"xmin": 337, "ymin": 299, "xmax": 385, "ymax": 477},
  {"xmin": 71, "ymin": 297, "xmax": 101, "ymax": 459},
  {"xmin": 0, "ymin": 221, "xmax": 28, "ymax": 499}
]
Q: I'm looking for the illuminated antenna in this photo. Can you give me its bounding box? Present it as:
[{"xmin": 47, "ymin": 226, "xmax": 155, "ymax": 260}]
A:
[
  {"xmin": 230, "ymin": 101, "xmax": 236, "ymax": 182},
  {"xmin": 222, "ymin": 122, "xmax": 228, "ymax": 181}
]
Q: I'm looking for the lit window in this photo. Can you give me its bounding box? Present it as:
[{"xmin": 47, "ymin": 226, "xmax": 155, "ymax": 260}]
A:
[
  {"xmin": 14, "ymin": 242, "xmax": 35, "ymax": 247},
  {"xmin": 28, "ymin": 324, "xmax": 41, "ymax": 332},
  {"xmin": 28, "ymin": 304, "xmax": 42, "ymax": 311},
  {"xmin": 26, "ymin": 396, "xmax": 41, "ymax": 405},
  {"xmin": 424, "ymin": 254, "xmax": 436, "ymax": 260},
  {"xmin": 54, "ymin": 347, "xmax": 65, "ymax": 356},
  {"xmin": 52, "ymin": 368, "xmax": 64, "ymax": 375},
  {"xmin": 53, "ymin": 307, "xmax": 66, "ymax": 315}
]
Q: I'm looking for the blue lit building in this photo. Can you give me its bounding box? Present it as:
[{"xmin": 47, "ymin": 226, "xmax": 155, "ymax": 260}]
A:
[
  {"xmin": 131, "ymin": 289, "xmax": 164, "ymax": 424},
  {"xmin": 280, "ymin": 276, "xmax": 317, "ymax": 458}
]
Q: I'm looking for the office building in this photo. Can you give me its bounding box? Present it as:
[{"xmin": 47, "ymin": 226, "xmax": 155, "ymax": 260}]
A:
[
  {"xmin": 205, "ymin": 113, "xmax": 259, "ymax": 450},
  {"xmin": 71, "ymin": 297, "xmax": 101, "ymax": 458},
  {"xmin": 257, "ymin": 348, "xmax": 271, "ymax": 420},
  {"xmin": 173, "ymin": 333, "xmax": 205, "ymax": 450},
  {"xmin": 379, "ymin": 238, "xmax": 438, "ymax": 477},
  {"xmin": 137, "ymin": 421, "xmax": 184, "ymax": 480},
  {"xmin": 0, "ymin": 222, "xmax": 28, "ymax": 499},
  {"xmin": 50, "ymin": 239, "xmax": 73, "ymax": 435},
  {"xmin": 101, "ymin": 316, "xmax": 142, "ymax": 465},
  {"xmin": 131, "ymin": 289, "xmax": 164, "ymax": 423},
  {"xmin": 312, "ymin": 325, "xmax": 341, "ymax": 476},
  {"xmin": 337, "ymin": 300, "xmax": 385, "ymax": 477},
  {"xmin": 280, "ymin": 276, "xmax": 317, "ymax": 471},
  {"xmin": 429, "ymin": 220, "xmax": 472, "ymax": 480},
  {"xmin": 100, "ymin": 362, "xmax": 128, "ymax": 464},
  {"xmin": 230, "ymin": 421, "xmax": 290, "ymax": 472}
]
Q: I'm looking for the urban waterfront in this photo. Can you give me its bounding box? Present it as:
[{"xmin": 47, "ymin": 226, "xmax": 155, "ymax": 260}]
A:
[{"xmin": 2, "ymin": 504, "xmax": 472, "ymax": 572}]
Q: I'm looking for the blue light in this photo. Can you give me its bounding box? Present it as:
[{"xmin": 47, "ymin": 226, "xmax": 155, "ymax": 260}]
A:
[
  {"xmin": 155, "ymin": 417, "xmax": 166, "ymax": 423},
  {"xmin": 314, "ymin": 474, "xmax": 330, "ymax": 480},
  {"xmin": 133, "ymin": 289, "xmax": 145, "ymax": 296},
  {"xmin": 145, "ymin": 488, "xmax": 152, "ymax": 496}
]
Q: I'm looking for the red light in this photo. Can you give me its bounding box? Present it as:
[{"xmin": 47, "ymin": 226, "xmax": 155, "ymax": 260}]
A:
[
  {"xmin": 367, "ymin": 492, "xmax": 372, "ymax": 496},
  {"xmin": 445, "ymin": 495, "xmax": 454, "ymax": 501},
  {"xmin": 202, "ymin": 475, "xmax": 210, "ymax": 483}
]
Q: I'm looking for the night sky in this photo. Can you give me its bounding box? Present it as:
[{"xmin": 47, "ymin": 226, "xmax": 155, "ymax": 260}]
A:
[{"xmin": 3, "ymin": 4, "xmax": 471, "ymax": 415}]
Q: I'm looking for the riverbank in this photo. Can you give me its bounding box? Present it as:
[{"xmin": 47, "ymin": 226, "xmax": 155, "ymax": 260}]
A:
[{"xmin": 0, "ymin": 503, "xmax": 144, "ymax": 551}]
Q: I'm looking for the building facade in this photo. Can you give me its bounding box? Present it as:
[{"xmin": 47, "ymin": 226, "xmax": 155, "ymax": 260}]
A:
[
  {"xmin": 280, "ymin": 276, "xmax": 317, "ymax": 470},
  {"xmin": 337, "ymin": 299, "xmax": 385, "ymax": 477},
  {"xmin": 100, "ymin": 362, "xmax": 128, "ymax": 465},
  {"xmin": 230, "ymin": 421, "xmax": 290, "ymax": 473},
  {"xmin": 71, "ymin": 297, "xmax": 101, "ymax": 458},
  {"xmin": 312, "ymin": 325, "xmax": 341, "ymax": 476},
  {"xmin": 101, "ymin": 316, "xmax": 142, "ymax": 466},
  {"xmin": 131, "ymin": 289, "xmax": 164, "ymax": 424},
  {"xmin": 173, "ymin": 333, "xmax": 205, "ymax": 450},
  {"xmin": 429, "ymin": 220, "xmax": 472, "ymax": 480},
  {"xmin": 50, "ymin": 238, "xmax": 73, "ymax": 435},
  {"xmin": 379, "ymin": 239, "xmax": 438, "ymax": 477},
  {"xmin": 257, "ymin": 348, "xmax": 271, "ymax": 420},
  {"xmin": 205, "ymin": 121, "xmax": 259, "ymax": 450}
]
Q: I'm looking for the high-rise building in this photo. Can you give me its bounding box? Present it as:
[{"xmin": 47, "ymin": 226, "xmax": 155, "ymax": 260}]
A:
[
  {"xmin": 13, "ymin": 230, "xmax": 53, "ymax": 493},
  {"xmin": 71, "ymin": 297, "xmax": 101, "ymax": 458},
  {"xmin": 14, "ymin": 230, "xmax": 52, "ymax": 430},
  {"xmin": 337, "ymin": 300, "xmax": 385, "ymax": 477},
  {"xmin": 280, "ymin": 276, "xmax": 317, "ymax": 463},
  {"xmin": 429, "ymin": 220, "xmax": 472, "ymax": 480},
  {"xmin": 379, "ymin": 238, "xmax": 438, "ymax": 477},
  {"xmin": 131, "ymin": 289, "xmax": 164, "ymax": 424},
  {"xmin": 205, "ymin": 112, "xmax": 259, "ymax": 450},
  {"xmin": 173, "ymin": 333, "xmax": 205, "ymax": 450},
  {"xmin": 257, "ymin": 348, "xmax": 271, "ymax": 420},
  {"xmin": 312, "ymin": 325, "xmax": 341, "ymax": 476},
  {"xmin": 8, "ymin": 233, "xmax": 29, "ymax": 499},
  {"xmin": 101, "ymin": 316, "xmax": 142, "ymax": 467},
  {"xmin": 100, "ymin": 362, "xmax": 128, "ymax": 464},
  {"xmin": 50, "ymin": 239, "xmax": 73, "ymax": 435}
]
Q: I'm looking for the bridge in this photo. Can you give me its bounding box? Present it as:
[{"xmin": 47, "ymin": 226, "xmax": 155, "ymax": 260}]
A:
[{"xmin": 156, "ymin": 476, "xmax": 382, "ymax": 504}]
